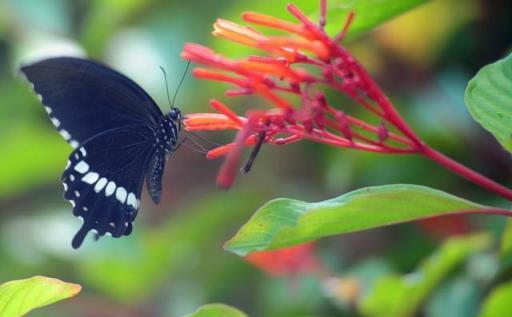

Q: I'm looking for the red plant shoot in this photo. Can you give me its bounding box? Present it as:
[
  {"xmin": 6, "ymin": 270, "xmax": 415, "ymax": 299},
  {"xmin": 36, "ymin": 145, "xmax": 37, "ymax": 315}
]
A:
[{"xmin": 181, "ymin": 0, "xmax": 512, "ymax": 202}]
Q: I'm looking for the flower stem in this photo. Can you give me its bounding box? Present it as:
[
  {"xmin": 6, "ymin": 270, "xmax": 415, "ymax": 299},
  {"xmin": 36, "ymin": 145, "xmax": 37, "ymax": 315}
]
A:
[{"xmin": 421, "ymin": 146, "xmax": 512, "ymax": 201}]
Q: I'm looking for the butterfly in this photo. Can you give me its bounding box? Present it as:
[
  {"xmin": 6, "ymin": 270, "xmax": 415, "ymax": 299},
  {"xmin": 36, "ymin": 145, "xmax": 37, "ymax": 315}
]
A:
[{"xmin": 20, "ymin": 57, "xmax": 183, "ymax": 248}]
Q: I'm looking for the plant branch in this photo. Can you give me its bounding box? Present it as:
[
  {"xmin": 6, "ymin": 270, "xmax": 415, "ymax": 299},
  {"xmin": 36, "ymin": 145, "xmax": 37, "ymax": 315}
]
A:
[{"xmin": 421, "ymin": 146, "xmax": 512, "ymax": 201}]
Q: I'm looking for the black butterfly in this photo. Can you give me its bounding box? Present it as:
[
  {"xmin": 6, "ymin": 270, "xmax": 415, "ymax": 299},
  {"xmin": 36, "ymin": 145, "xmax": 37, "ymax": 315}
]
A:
[{"xmin": 20, "ymin": 57, "xmax": 182, "ymax": 248}]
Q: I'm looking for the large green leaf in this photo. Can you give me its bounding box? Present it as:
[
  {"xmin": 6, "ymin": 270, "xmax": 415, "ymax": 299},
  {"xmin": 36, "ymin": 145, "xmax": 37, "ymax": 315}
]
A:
[
  {"xmin": 0, "ymin": 276, "xmax": 81, "ymax": 317},
  {"xmin": 360, "ymin": 234, "xmax": 491, "ymax": 317},
  {"xmin": 321, "ymin": 0, "xmax": 427, "ymax": 39},
  {"xmin": 465, "ymin": 53, "xmax": 512, "ymax": 154},
  {"xmin": 224, "ymin": 185, "xmax": 491, "ymax": 256},
  {"xmin": 182, "ymin": 304, "xmax": 248, "ymax": 317},
  {"xmin": 478, "ymin": 281, "xmax": 512, "ymax": 317}
]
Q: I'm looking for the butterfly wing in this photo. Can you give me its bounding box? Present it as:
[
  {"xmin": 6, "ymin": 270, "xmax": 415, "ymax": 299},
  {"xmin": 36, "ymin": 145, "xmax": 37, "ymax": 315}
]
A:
[
  {"xmin": 19, "ymin": 57, "xmax": 163, "ymax": 147},
  {"xmin": 63, "ymin": 125, "xmax": 157, "ymax": 248}
]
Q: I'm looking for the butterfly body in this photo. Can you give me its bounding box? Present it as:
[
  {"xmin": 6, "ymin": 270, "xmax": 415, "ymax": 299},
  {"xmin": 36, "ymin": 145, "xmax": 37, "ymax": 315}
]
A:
[{"xmin": 20, "ymin": 57, "xmax": 182, "ymax": 248}]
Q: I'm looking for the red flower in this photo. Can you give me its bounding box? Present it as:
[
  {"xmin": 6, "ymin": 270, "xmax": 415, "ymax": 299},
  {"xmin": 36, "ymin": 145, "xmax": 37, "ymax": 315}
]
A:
[
  {"xmin": 244, "ymin": 243, "xmax": 321, "ymax": 276},
  {"xmin": 180, "ymin": 0, "xmax": 512, "ymax": 202}
]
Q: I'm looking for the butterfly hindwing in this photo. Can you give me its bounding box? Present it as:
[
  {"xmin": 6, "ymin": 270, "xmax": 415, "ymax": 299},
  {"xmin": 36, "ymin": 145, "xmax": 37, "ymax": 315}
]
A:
[
  {"xmin": 19, "ymin": 57, "xmax": 163, "ymax": 147},
  {"xmin": 62, "ymin": 125, "xmax": 157, "ymax": 248}
]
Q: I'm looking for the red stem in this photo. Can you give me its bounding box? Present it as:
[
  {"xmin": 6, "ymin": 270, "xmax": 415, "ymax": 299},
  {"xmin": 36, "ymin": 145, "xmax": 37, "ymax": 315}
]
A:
[{"xmin": 421, "ymin": 146, "xmax": 512, "ymax": 201}]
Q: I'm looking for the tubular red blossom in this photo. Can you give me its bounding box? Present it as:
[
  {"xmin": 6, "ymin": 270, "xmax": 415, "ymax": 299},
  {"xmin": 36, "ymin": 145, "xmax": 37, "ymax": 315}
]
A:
[
  {"xmin": 181, "ymin": 43, "xmax": 236, "ymax": 69},
  {"xmin": 192, "ymin": 68, "xmax": 246, "ymax": 86},
  {"xmin": 207, "ymin": 143, "xmax": 234, "ymax": 159},
  {"xmin": 251, "ymin": 82, "xmax": 294, "ymax": 109},
  {"xmin": 237, "ymin": 60, "xmax": 311, "ymax": 83},
  {"xmin": 263, "ymin": 37, "xmax": 329, "ymax": 60},
  {"xmin": 216, "ymin": 115, "xmax": 261, "ymax": 188},
  {"xmin": 242, "ymin": 12, "xmax": 314, "ymax": 40},
  {"xmin": 335, "ymin": 11, "xmax": 355, "ymax": 42},
  {"xmin": 209, "ymin": 99, "xmax": 245, "ymax": 127},
  {"xmin": 184, "ymin": 113, "xmax": 246, "ymax": 131},
  {"xmin": 213, "ymin": 19, "xmax": 265, "ymax": 46}
]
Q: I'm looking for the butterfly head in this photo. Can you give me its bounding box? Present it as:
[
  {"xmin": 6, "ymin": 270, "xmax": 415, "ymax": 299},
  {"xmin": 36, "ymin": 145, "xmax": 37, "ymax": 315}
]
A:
[{"xmin": 168, "ymin": 107, "xmax": 182, "ymax": 124}]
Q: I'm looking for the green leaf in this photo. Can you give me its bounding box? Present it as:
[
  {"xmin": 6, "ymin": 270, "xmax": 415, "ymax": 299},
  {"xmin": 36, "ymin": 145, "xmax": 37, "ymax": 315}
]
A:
[
  {"xmin": 478, "ymin": 281, "xmax": 512, "ymax": 317},
  {"xmin": 321, "ymin": 0, "xmax": 428, "ymax": 39},
  {"xmin": 360, "ymin": 234, "xmax": 491, "ymax": 317},
  {"xmin": 224, "ymin": 184, "xmax": 488, "ymax": 256},
  {"xmin": 0, "ymin": 276, "xmax": 81, "ymax": 317},
  {"xmin": 182, "ymin": 304, "xmax": 248, "ymax": 317},
  {"xmin": 465, "ymin": 53, "xmax": 512, "ymax": 154}
]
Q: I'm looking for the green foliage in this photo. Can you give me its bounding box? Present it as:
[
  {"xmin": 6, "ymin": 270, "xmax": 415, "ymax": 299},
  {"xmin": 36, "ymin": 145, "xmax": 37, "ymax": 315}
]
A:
[
  {"xmin": 0, "ymin": 276, "xmax": 81, "ymax": 317},
  {"xmin": 360, "ymin": 233, "xmax": 491, "ymax": 317},
  {"xmin": 478, "ymin": 281, "xmax": 512, "ymax": 317},
  {"xmin": 465, "ymin": 53, "xmax": 512, "ymax": 154},
  {"xmin": 321, "ymin": 0, "xmax": 427, "ymax": 39},
  {"xmin": 0, "ymin": 124, "xmax": 68, "ymax": 199},
  {"xmin": 225, "ymin": 185, "xmax": 486, "ymax": 256},
  {"xmin": 182, "ymin": 304, "xmax": 248, "ymax": 317},
  {"xmin": 77, "ymin": 190, "xmax": 264, "ymax": 301}
]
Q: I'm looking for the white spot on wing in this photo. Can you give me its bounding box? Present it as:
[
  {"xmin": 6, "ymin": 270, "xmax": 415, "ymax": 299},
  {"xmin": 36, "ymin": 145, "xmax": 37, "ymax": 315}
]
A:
[
  {"xmin": 74, "ymin": 161, "xmax": 89, "ymax": 174},
  {"xmin": 105, "ymin": 181, "xmax": 116, "ymax": 196},
  {"xmin": 60, "ymin": 129, "xmax": 71, "ymax": 140},
  {"xmin": 82, "ymin": 172, "xmax": 99, "ymax": 184},
  {"xmin": 50, "ymin": 117, "xmax": 60, "ymax": 127},
  {"xmin": 127, "ymin": 193, "xmax": 137, "ymax": 208},
  {"xmin": 74, "ymin": 190, "xmax": 80, "ymax": 197},
  {"xmin": 69, "ymin": 174, "xmax": 75, "ymax": 181},
  {"xmin": 70, "ymin": 140, "xmax": 79, "ymax": 148},
  {"xmin": 63, "ymin": 182, "xmax": 68, "ymax": 191},
  {"xmin": 116, "ymin": 187, "xmax": 127, "ymax": 203},
  {"xmin": 80, "ymin": 147, "xmax": 87, "ymax": 156},
  {"xmin": 44, "ymin": 106, "xmax": 51, "ymax": 114},
  {"xmin": 94, "ymin": 178, "xmax": 107, "ymax": 192}
]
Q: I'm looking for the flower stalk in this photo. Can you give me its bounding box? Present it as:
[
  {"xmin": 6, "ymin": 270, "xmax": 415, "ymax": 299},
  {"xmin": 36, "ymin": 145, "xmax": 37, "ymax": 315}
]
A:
[{"xmin": 180, "ymin": 0, "xmax": 512, "ymax": 201}]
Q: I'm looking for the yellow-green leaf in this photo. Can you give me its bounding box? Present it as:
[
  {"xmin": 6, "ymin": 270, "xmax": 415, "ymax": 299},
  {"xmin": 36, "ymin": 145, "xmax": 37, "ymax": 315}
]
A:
[
  {"xmin": 0, "ymin": 276, "xmax": 81, "ymax": 317},
  {"xmin": 479, "ymin": 281, "xmax": 512, "ymax": 317}
]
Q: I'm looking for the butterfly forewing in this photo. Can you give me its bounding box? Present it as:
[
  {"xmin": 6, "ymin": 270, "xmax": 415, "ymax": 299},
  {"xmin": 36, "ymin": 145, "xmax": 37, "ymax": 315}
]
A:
[
  {"xmin": 63, "ymin": 125, "xmax": 156, "ymax": 248},
  {"xmin": 20, "ymin": 57, "xmax": 163, "ymax": 146}
]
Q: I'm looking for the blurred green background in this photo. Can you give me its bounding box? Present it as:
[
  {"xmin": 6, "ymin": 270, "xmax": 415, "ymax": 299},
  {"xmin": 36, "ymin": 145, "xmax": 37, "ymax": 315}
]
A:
[{"xmin": 0, "ymin": 0, "xmax": 511, "ymax": 316}]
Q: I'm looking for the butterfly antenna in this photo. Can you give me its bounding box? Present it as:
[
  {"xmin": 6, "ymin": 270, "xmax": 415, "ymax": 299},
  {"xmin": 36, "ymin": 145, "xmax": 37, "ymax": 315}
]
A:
[
  {"xmin": 171, "ymin": 60, "xmax": 191, "ymax": 108},
  {"xmin": 159, "ymin": 66, "xmax": 173, "ymax": 109}
]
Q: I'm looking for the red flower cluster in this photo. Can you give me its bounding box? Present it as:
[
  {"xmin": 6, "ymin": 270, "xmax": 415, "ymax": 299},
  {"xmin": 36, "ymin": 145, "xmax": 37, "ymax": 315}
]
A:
[
  {"xmin": 181, "ymin": 0, "xmax": 512, "ymax": 201},
  {"xmin": 181, "ymin": 1, "xmax": 421, "ymax": 188}
]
